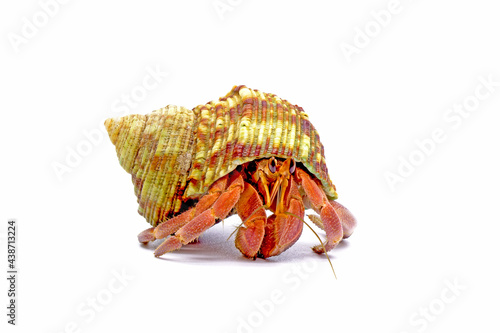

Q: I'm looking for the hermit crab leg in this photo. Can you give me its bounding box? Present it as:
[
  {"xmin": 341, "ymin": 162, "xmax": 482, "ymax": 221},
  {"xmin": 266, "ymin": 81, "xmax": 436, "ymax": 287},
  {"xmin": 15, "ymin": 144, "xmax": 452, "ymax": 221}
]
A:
[
  {"xmin": 329, "ymin": 200, "xmax": 357, "ymax": 239},
  {"xmin": 297, "ymin": 168, "xmax": 343, "ymax": 253},
  {"xmin": 307, "ymin": 201, "xmax": 357, "ymax": 240},
  {"xmin": 137, "ymin": 227, "xmax": 156, "ymax": 244},
  {"xmin": 137, "ymin": 174, "xmax": 230, "ymax": 244},
  {"xmin": 153, "ymin": 173, "xmax": 245, "ymax": 257}
]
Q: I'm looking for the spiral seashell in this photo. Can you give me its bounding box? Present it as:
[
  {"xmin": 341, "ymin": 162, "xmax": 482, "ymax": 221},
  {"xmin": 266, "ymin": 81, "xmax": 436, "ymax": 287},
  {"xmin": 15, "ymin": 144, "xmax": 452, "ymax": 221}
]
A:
[{"xmin": 105, "ymin": 85, "xmax": 337, "ymax": 226}]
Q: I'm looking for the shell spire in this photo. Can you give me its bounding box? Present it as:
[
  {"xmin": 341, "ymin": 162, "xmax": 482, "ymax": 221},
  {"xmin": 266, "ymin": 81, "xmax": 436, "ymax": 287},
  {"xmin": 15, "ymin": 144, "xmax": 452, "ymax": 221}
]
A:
[{"xmin": 105, "ymin": 106, "xmax": 197, "ymax": 225}]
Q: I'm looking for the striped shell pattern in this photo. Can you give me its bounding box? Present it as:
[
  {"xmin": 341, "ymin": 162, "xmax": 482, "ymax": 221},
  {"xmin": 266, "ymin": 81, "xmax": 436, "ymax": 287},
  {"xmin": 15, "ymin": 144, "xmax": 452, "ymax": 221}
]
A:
[{"xmin": 105, "ymin": 85, "xmax": 337, "ymax": 227}]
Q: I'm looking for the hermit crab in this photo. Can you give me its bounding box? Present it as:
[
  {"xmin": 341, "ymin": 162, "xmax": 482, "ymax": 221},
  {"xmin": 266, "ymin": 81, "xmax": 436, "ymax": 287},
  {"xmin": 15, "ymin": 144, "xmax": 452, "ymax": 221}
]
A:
[{"xmin": 104, "ymin": 85, "xmax": 356, "ymax": 259}]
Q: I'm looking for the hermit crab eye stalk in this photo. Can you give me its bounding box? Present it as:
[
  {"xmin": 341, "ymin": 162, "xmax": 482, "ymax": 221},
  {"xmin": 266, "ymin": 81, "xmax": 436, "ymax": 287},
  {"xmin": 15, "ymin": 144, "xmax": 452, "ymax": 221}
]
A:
[
  {"xmin": 268, "ymin": 157, "xmax": 277, "ymax": 173},
  {"xmin": 289, "ymin": 159, "xmax": 296, "ymax": 174}
]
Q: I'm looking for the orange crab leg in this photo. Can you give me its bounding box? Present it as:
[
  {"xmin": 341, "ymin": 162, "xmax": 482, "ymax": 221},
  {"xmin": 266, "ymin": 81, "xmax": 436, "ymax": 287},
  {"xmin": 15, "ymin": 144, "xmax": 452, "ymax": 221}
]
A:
[
  {"xmin": 138, "ymin": 174, "xmax": 230, "ymax": 244},
  {"xmin": 297, "ymin": 168, "xmax": 343, "ymax": 253},
  {"xmin": 154, "ymin": 173, "xmax": 245, "ymax": 257},
  {"xmin": 137, "ymin": 227, "xmax": 157, "ymax": 244},
  {"xmin": 329, "ymin": 200, "xmax": 357, "ymax": 239},
  {"xmin": 307, "ymin": 201, "xmax": 357, "ymax": 240}
]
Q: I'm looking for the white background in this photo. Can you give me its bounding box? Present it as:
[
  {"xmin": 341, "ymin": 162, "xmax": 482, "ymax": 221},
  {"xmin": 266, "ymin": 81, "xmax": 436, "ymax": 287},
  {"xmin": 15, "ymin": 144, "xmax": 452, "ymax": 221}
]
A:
[{"xmin": 1, "ymin": 1, "xmax": 499, "ymax": 332}]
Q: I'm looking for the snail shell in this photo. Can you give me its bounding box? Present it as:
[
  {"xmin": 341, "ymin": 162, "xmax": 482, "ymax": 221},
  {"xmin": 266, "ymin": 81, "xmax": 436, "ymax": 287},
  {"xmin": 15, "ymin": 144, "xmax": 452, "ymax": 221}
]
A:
[{"xmin": 105, "ymin": 85, "xmax": 337, "ymax": 226}]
